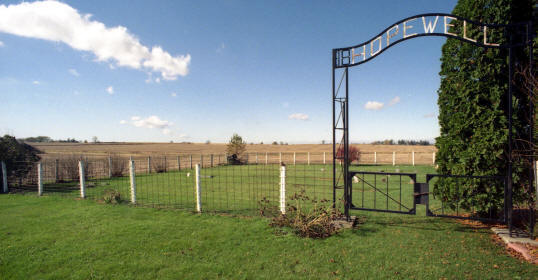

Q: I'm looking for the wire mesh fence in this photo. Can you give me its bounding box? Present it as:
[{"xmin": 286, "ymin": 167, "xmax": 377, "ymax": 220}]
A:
[{"xmin": 1, "ymin": 154, "xmax": 338, "ymax": 215}]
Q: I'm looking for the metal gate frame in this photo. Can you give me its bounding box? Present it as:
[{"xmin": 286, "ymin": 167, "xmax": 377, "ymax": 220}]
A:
[{"xmin": 331, "ymin": 14, "xmax": 535, "ymax": 232}]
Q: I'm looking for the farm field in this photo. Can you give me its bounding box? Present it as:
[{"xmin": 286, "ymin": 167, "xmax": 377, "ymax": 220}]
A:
[
  {"xmin": 1, "ymin": 193, "xmax": 536, "ymax": 279},
  {"xmin": 29, "ymin": 142, "xmax": 436, "ymax": 156}
]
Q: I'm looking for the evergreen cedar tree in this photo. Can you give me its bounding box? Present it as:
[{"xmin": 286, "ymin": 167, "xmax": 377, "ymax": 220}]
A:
[
  {"xmin": 0, "ymin": 135, "xmax": 41, "ymax": 191},
  {"xmin": 435, "ymin": 0, "xmax": 535, "ymax": 215},
  {"xmin": 226, "ymin": 133, "xmax": 246, "ymax": 158}
]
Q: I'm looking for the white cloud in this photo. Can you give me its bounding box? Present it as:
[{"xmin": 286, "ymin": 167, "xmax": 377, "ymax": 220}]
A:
[
  {"xmin": 106, "ymin": 86, "xmax": 114, "ymax": 94},
  {"xmin": 388, "ymin": 96, "xmax": 400, "ymax": 106},
  {"xmin": 32, "ymin": 80, "xmax": 40, "ymax": 85},
  {"xmin": 423, "ymin": 113, "xmax": 436, "ymax": 118},
  {"xmin": 364, "ymin": 101, "xmax": 384, "ymax": 110},
  {"xmin": 288, "ymin": 113, "xmax": 309, "ymax": 121},
  {"xmin": 0, "ymin": 0, "xmax": 191, "ymax": 80},
  {"xmin": 123, "ymin": 115, "xmax": 173, "ymax": 135},
  {"xmin": 171, "ymin": 92, "xmax": 177, "ymax": 97},
  {"xmin": 68, "ymin": 68, "xmax": 79, "ymax": 76},
  {"xmin": 0, "ymin": 40, "xmax": 4, "ymax": 47}
]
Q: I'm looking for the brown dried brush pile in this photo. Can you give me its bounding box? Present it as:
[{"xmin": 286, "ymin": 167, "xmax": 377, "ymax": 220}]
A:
[{"xmin": 258, "ymin": 191, "xmax": 344, "ymax": 239}]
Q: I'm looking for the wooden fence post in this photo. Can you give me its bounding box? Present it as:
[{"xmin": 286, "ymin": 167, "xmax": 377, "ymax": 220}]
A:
[
  {"xmin": 79, "ymin": 161, "xmax": 86, "ymax": 198},
  {"xmin": 129, "ymin": 160, "xmax": 136, "ymax": 204},
  {"xmin": 1, "ymin": 161, "xmax": 7, "ymax": 193},
  {"xmin": 195, "ymin": 164, "xmax": 201, "ymax": 213},
  {"xmin": 393, "ymin": 152, "xmax": 396, "ymax": 166},
  {"xmin": 38, "ymin": 163, "xmax": 43, "ymax": 196},
  {"xmin": 280, "ymin": 164, "xmax": 286, "ymax": 214},
  {"xmin": 211, "ymin": 154, "xmax": 214, "ymax": 167},
  {"xmin": 177, "ymin": 155, "xmax": 181, "ymax": 170}
]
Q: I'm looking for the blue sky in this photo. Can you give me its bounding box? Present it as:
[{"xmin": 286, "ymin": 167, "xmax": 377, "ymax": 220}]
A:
[{"xmin": 0, "ymin": 0, "xmax": 458, "ymax": 143}]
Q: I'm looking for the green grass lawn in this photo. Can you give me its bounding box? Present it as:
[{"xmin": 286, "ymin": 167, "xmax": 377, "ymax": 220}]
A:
[{"xmin": 1, "ymin": 194, "xmax": 537, "ymax": 279}]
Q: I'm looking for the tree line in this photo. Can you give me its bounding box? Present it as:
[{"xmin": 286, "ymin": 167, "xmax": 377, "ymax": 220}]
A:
[{"xmin": 370, "ymin": 139, "xmax": 432, "ymax": 146}]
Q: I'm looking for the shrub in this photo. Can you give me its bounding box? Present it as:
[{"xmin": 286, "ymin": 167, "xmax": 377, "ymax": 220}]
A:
[
  {"xmin": 152, "ymin": 157, "xmax": 167, "ymax": 173},
  {"xmin": 226, "ymin": 134, "xmax": 246, "ymax": 162},
  {"xmin": 259, "ymin": 191, "xmax": 343, "ymax": 239},
  {"xmin": 59, "ymin": 155, "xmax": 92, "ymax": 180},
  {"xmin": 0, "ymin": 135, "xmax": 41, "ymax": 190},
  {"xmin": 109, "ymin": 155, "xmax": 127, "ymax": 177},
  {"xmin": 335, "ymin": 145, "xmax": 361, "ymax": 165},
  {"xmin": 103, "ymin": 189, "xmax": 122, "ymax": 204}
]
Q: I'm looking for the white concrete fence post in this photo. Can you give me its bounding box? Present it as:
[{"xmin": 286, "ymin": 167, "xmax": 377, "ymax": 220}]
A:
[
  {"xmin": 293, "ymin": 152, "xmax": 296, "ymax": 165},
  {"xmin": 307, "ymin": 152, "xmax": 310, "ymax": 165},
  {"xmin": 265, "ymin": 152, "xmax": 268, "ymax": 165},
  {"xmin": 129, "ymin": 160, "xmax": 136, "ymax": 204},
  {"xmin": 279, "ymin": 152, "xmax": 282, "ymax": 164},
  {"xmin": 412, "ymin": 151, "xmax": 415, "ymax": 166},
  {"xmin": 1, "ymin": 161, "xmax": 8, "ymax": 193},
  {"xmin": 323, "ymin": 152, "xmax": 326, "ymax": 164},
  {"xmin": 195, "ymin": 164, "xmax": 202, "ymax": 213},
  {"xmin": 374, "ymin": 152, "xmax": 377, "ymax": 165},
  {"xmin": 37, "ymin": 163, "xmax": 43, "ymax": 196},
  {"xmin": 255, "ymin": 152, "xmax": 258, "ymax": 164},
  {"xmin": 392, "ymin": 152, "xmax": 396, "ymax": 166},
  {"xmin": 79, "ymin": 160, "xmax": 86, "ymax": 198},
  {"xmin": 108, "ymin": 156, "xmax": 112, "ymax": 178},
  {"xmin": 280, "ymin": 164, "xmax": 286, "ymax": 214}
]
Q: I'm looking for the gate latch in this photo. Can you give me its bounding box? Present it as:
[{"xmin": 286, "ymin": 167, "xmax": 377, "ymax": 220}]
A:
[{"xmin": 414, "ymin": 183, "xmax": 429, "ymax": 205}]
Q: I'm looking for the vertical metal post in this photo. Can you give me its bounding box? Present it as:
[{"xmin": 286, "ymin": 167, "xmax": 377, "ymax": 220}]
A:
[
  {"xmin": 55, "ymin": 159, "xmax": 59, "ymax": 182},
  {"xmin": 331, "ymin": 50, "xmax": 336, "ymax": 208},
  {"xmin": 79, "ymin": 161, "xmax": 86, "ymax": 198},
  {"xmin": 344, "ymin": 66, "xmax": 350, "ymax": 219},
  {"xmin": 177, "ymin": 155, "xmax": 181, "ymax": 171},
  {"xmin": 195, "ymin": 164, "xmax": 201, "ymax": 213},
  {"xmin": 255, "ymin": 152, "xmax": 258, "ymax": 164},
  {"xmin": 1, "ymin": 161, "xmax": 7, "ymax": 193},
  {"xmin": 210, "ymin": 154, "xmax": 214, "ymax": 168},
  {"xmin": 147, "ymin": 156, "xmax": 151, "ymax": 174},
  {"xmin": 279, "ymin": 152, "xmax": 282, "ymax": 164},
  {"xmin": 164, "ymin": 156, "xmax": 167, "ymax": 172},
  {"xmin": 190, "ymin": 154, "xmax": 193, "ymax": 169},
  {"xmin": 507, "ymin": 42, "xmax": 513, "ymax": 235},
  {"xmin": 528, "ymin": 22, "xmax": 535, "ymax": 239},
  {"xmin": 200, "ymin": 154, "xmax": 203, "ymax": 168},
  {"xmin": 38, "ymin": 163, "xmax": 43, "ymax": 196},
  {"xmin": 129, "ymin": 160, "xmax": 136, "ymax": 204},
  {"xmin": 108, "ymin": 156, "xmax": 112, "ymax": 178}
]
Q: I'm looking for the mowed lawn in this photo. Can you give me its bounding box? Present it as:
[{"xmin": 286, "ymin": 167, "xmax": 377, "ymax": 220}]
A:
[{"xmin": 1, "ymin": 194, "xmax": 537, "ymax": 279}]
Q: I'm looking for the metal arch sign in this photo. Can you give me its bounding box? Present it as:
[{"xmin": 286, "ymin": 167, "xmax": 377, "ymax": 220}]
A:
[{"xmin": 333, "ymin": 13, "xmax": 533, "ymax": 68}]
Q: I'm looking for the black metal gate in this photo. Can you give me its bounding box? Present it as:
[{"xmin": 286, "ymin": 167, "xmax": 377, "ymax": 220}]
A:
[
  {"xmin": 332, "ymin": 13, "xmax": 534, "ymax": 231},
  {"xmin": 346, "ymin": 171, "xmax": 508, "ymax": 223}
]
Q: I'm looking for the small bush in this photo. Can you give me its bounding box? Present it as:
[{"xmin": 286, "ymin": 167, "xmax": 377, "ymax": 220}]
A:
[
  {"xmin": 103, "ymin": 189, "xmax": 122, "ymax": 204},
  {"xmin": 259, "ymin": 191, "xmax": 344, "ymax": 239},
  {"xmin": 152, "ymin": 157, "xmax": 167, "ymax": 173},
  {"xmin": 109, "ymin": 155, "xmax": 127, "ymax": 177},
  {"xmin": 60, "ymin": 155, "xmax": 91, "ymax": 180},
  {"xmin": 336, "ymin": 145, "xmax": 361, "ymax": 165}
]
